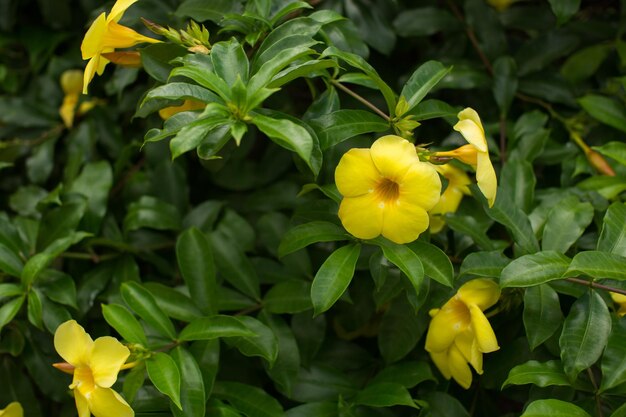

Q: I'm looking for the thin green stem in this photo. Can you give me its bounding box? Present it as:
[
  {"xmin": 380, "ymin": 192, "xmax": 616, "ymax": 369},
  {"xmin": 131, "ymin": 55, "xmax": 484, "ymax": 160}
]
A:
[
  {"xmin": 566, "ymin": 277, "xmax": 626, "ymax": 296},
  {"xmin": 330, "ymin": 79, "xmax": 391, "ymax": 122}
]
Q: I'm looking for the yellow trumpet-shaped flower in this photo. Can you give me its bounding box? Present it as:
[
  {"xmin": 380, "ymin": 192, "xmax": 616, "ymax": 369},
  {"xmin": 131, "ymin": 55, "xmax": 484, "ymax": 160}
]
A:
[
  {"xmin": 158, "ymin": 99, "xmax": 206, "ymax": 120},
  {"xmin": 429, "ymin": 164, "xmax": 471, "ymax": 233},
  {"xmin": 0, "ymin": 402, "xmax": 23, "ymax": 417},
  {"xmin": 59, "ymin": 70, "xmax": 97, "ymax": 128},
  {"xmin": 53, "ymin": 320, "xmax": 134, "ymax": 417},
  {"xmin": 81, "ymin": 0, "xmax": 160, "ymax": 94},
  {"xmin": 425, "ymin": 279, "xmax": 500, "ymax": 389},
  {"xmin": 335, "ymin": 135, "xmax": 442, "ymax": 244},
  {"xmin": 610, "ymin": 292, "xmax": 626, "ymax": 317}
]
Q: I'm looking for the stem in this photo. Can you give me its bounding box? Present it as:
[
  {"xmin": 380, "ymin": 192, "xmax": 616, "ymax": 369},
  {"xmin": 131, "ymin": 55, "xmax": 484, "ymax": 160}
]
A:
[
  {"xmin": 446, "ymin": 0, "xmax": 493, "ymax": 75},
  {"xmin": 330, "ymin": 79, "xmax": 391, "ymax": 122},
  {"xmin": 566, "ymin": 277, "xmax": 626, "ymax": 296},
  {"xmin": 587, "ymin": 368, "xmax": 604, "ymax": 417},
  {"xmin": 234, "ymin": 303, "xmax": 263, "ymax": 316}
]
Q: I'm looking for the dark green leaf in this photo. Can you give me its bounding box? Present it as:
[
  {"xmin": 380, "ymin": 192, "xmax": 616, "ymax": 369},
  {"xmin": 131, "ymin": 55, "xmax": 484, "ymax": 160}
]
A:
[
  {"xmin": 548, "ymin": 0, "xmax": 581, "ymax": 25},
  {"xmin": 176, "ymin": 0, "xmax": 241, "ymax": 22},
  {"xmin": 311, "ymin": 243, "xmax": 361, "ymax": 315},
  {"xmin": 393, "ymin": 7, "xmax": 457, "ymax": 37},
  {"xmin": 500, "ymin": 251, "xmax": 570, "ymax": 288},
  {"xmin": 460, "ymin": 251, "xmax": 510, "ymax": 278},
  {"xmin": 310, "ymin": 110, "xmax": 389, "ymax": 150},
  {"xmin": 124, "ymin": 196, "xmax": 181, "ymax": 232},
  {"xmin": 600, "ymin": 317, "xmax": 626, "ymax": 392},
  {"xmin": 579, "ymin": 94, "xmax": 626, "ymax": 134},
  {"xmin": 209, "ymin": 231, "xmax": 260, "ymax": 300},
  {"xmin": 542, "ymin": 196, "xmax": 594, "ymax": 253},
  {"xmin": 177, "ymin": 227, "xmax": 218, "ymax": 315},
  {"xmin": 225, "ymin": 315, "xmax": 278, "ymax": 365},
  {"xmin": 598, "ymin": 202, "xmax": 626, "ymax": 257},
  {"xmin": 488, "ymin": 193, "xmax": 540, "ymax": 254},
  {"xmin": 264, "ymin": 280, "xmax": 312, "ymax": 314},
  {"xmin": 102, "ymin": 303, "xmax": 147, "ymax": 345},
  {"xmin": 523, "ymin": 284, "xmax": 563, "ymax": 350},
  {"xmin": 211, "ymin": 39, "xmax": 249, "ymax": 86},
  {"xmin": 406, "ymin": 241, "xmax": 453, "ymax": 287},
  {"xmin": 278, "ymin": 221, "xmax": 348, "ymax": 257},
  {"xmin": 493, "ymin": 56, "xmax": 517, "ymax": 117},
  {"xmin": 0, "ymin": 296, "xmax": 25, "ymax": 334},
  {"xmin": 121, "ymin": 282, "xmax": 177, "ymax": 340},
  {"xmin": 212, "ymin": 381, "xmax": 284, "ymax": 417},
  {"xmin": 566, "ymin": 251, "xmax": 626, "ymax": 280},
  {"xmin": 399, "ymin": 61, "xmax": 451, "ymax": 114},
  {"xmin": 353, "ymin": 382, "xmax": 416, "ymax": 408},
  {"xmin": 146, "ymin": 352, "xmax": 182, "ymax": 409},
  {"xmin": 179, "ymin": 315, "xmax": 255, "ymax": 341},
  {"xmin": 374, "ymin": 238, "xmax": 425, "ymax": 301},
  {"xmin": 520, "ymin": 399, "xmax": 591, "ymax": 417},
  {"xmin": 171, "ymin": 347, "xmax": 206, "ymax": 417},
  {"xmin": 502, "ymin": 360, "xmax": 570, "ymax": 389}
]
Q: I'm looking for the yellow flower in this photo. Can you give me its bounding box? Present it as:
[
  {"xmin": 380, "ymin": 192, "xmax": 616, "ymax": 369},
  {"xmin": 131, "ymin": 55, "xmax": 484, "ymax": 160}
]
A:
[
  {"xmin": 335, "ymin": 135, "xmax": 442, "ymax": 244},
  {"xmin": 81, "ymin": 0, "xmax": 160, "ymax": 94},
  {"xmin": 425, "ymin": 279, "xmax": 500, "ymax": 388},
  {"xmin": 429, "ymin": 164, "xmax": 471, "ymax": 233},
  {"xmin": 611, "ymin": 292, "xmax": 626, "ymax": 317},
  {"xmin": 158, "ymin": 99, "xmax": 206, "ymax": 120},
  {"xmin": 53, "ymin": 320, "xmax": 134, "ymax": 417},
  {"xmin": 59, "ymin": 70, "xmax": 98, "ymax": 128},
  {"xmin": 0, "ymin": 402, "xmax": 23, "ymax": 417}
]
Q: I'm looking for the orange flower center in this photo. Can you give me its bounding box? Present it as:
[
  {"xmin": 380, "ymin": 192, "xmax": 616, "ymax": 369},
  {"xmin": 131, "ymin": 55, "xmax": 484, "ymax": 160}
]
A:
[{"xmin": 374, "ymin": 178, "xmax": 400, "ymax": 205}]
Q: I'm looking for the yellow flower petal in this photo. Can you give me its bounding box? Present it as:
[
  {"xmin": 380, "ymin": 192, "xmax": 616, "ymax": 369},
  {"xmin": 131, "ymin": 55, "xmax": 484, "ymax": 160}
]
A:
[
  {"xmin": 75, "ymin": 391, "xmax": 91, "ymax": 417},
  {"xmin": 381, "ymin": 199, "xmax": 430, "ymax": 244},
  {"xmin": 424, "ymin": 299, "xmax": 469, "ymax": 353},
  {"xmin": 338, "ymin": 193, "xmax": 383, "ymax": 240},
  {"xmin": 399, "ymin": 162, "xmax": 442, "ymax": 212},
  {"xmin": 611, "ymin": 292, "xmax": 626, "ymax": 316},
  {"xmin": 437, "ymin": 164, "xmax": 471, "ymax": 194},
  {"xmin": 335, "ymin": 148, "xmax": 380, "ymax": 197},
  {"xmin": 60, "ymin": 95, "xmax": 79, "ymax": 128},
  {"xmin": 457, "ymin": 279, "xmax": 500, "ymax": 311},
  {"xmin": 455, "ymin": 328, "xmax": 483, "ymax": 374},
  {"xmin": 429, "ymin": 350, "xmax": 451, "ymax": 380},
  {"xmin": 82, "ymin": 13, "xmax": 107, "ymax": 59},
  {"xmin": 61, "ymin": 70, "xmax": 84, "ymax": 95},
  {"xmin": 103, "ymin": 21, "xmax": 160, "ymax": 50},
  {"xmin": 370, "ymin": 135, "xmax": 419, "ymax": 181},
  {"xmin": 89, "ymin": 337, "xmax": 130, "ymax": 388},
  {"xmin": 448, "ymin": 344, "xmax": 473, "ymax": 389},
  {"xmin": 108, "ymin": 0, "xmax": 139, "ymax": 22},
  {"xmin": 453, "ymin": 119, "xmax": 487, "ymax": 153},
  {"xmin": 88, "ymin": 387, "xmax": 134, "ymax": 417},
  {"xmin": 476, "ymin": 151, "xmax": 497, "ymax": 207},
  {"xmin": 1, "ymin": 402, "xmax": 23, "ymax": 417},
  {"xmin": 54, "ymin": 320, "xmax": 94, "ymax": 367},
  {"xmin": 469, "ymin": 304, "xmax": 499, "ymax": 353}
]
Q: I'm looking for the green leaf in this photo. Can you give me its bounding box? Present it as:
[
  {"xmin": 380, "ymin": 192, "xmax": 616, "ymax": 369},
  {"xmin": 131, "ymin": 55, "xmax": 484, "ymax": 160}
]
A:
[
  {"xmin": 251, "ymin": 113, "xmax": 315, "ymax": 174},
  {"xmin": 225, "ymin": 315, "xmax": 278, "ymax": 366},
  {"xmin": 559, "ymin": 291, "xmax": 611, "ymax": 380},
  {"xmin": 170, "ymin": 116, "xmax": 231, "ymax": 161},
  {"xmin": 142, "ymin": 283, "xmax": 202, "ymax": 322},
  {"xmin": 212, "ymin": 381, "xmax": 284, "ymax": 417},
  {"xmin": 0, "ymin": 243, "xmax": 23, "ymax": 277},
  {"xmin": 175, "ymin": 0, "xmax": 241, "ymax": 22},
  {"xmin": 378, "ymin": 295, "xmax": 425, "ymax": 363},
  {"xmin": 285, "ymin": 402, "xmax": 336, "ymax": 417},
  {"xmin": 310, "ymin": 110, "xmax": 389, "ymax": 150},
  {"xmin": 561, "ymin": 44, "xmax": 611, "ymax": 83},
  {"xmin": 353, "ymin": 382, "xmax": 416, "ymax": 408},
  {"xmin": 124, "ymin": 196, "xmax": 181, "ymax": 232},
  {"xmin": 523, "ymin": 284, "xmax": 563, "ymax": 350},
  {"xmin": 179, "ymin": 315, "xmax": 255, "ymax": 341},
  {"xmin": 460, "ymin": 251, "xmax": 510, "ymax": 278},
  {"xmin": 311, "ymin": 243, "xmax": 361, "ymax": 315},
  {"xmin": 278, "ymin": 221, "xmax": 348, "ymax": 257},
  {"xmin": 399, "ymin": 60, "xmax": 450, "ymax": 114},
  {"xmin": 598, "ymin": 202, "xmax": 626, "ymax": 258},
  {"xmin": 121, "ymin": 282, "xmax": 177, "ymax": 340},
  {"xmin": 101, "ymin": 303, "xmax": 147, "ymax": 345},
  {"xmin": 373, "ymin": 238, "xmax": 425, "ymax": 302},
  {"xmin": 264, "ymin": 280, "xmax": 312, "ymax": 314},
  {"xmin": 0, "ymin": 296, "xmax": 25, "ymax": 334},
  {"xmin": 408, "ymin": 99, "xmax": 458, "ymax": 121},
  {"xmin": 369, "ymin": 361, "xmax": 436, "ymax": 388},
  {"xmin": 500, "ymin": 251, "xmax": 570, "ymax": 288},
  {"xmin": 141, "ymin": 43, "xmax": 188, "ymax": 84},
  {"xmin": 269, "ymin": 59, "xmax": 335, "ymax": 89},
  {"xmin": 566, "ymin": 251, "xmax": 626, "ymax": 280},
  {"xmin": 259, "ymin": 311, "xmax": 300, "ymax": 396},
  {"xmin": 248, "ymin": 44, "xmax": 317, "ymax": 95},
  {"xmin": 171, "ymin": 55, "xmax": 232, "ymax": 101},
  {"xmin": 0, "ymin": 283, "xmax": 23, "ymax": 299},
  {"xmin": 579, "ymin": 94, "xmax": 626, "ymax": 134},
  {"xmin": 500, "ymin": 158, "xmax": 536, "ymax": 214},
  {"xmin": 209, "ymin": 231, "xmax": 260, "ymax": 300},
  {"xmin": 548, "ymin": 0, "xmax": 581, "ymax": 25},
  {"xmin": 36, "ymin": 200, "xmax": 86, "ymax": 250},
  {"xmin": 406, "ymin": 241, "xmax": 453, "ymax": 287},
  {"xmin": 542, "ymin": 196, "xmax": 594, "ymax": 253},
  {"xmin": 176, "ymin": 227, "xmax": 218, "ymax": 315},
  {"xmin": 211, "ymin": 39, "xmax": 249, "ymax": 86},
  {"xmin": 492, "ymin": 56, "xmax": 517, "ymax": 117},
  {"xmin": 393, "ymin": 7, "xmax": 457, "ymax": 37},
  {"xmin": 146, "ymin": 352, "xmax": 182, "ymax": 410},
  {"xmin": 27, "ymin": 289, "xmax": 43, "ymax": 329},
  {"xmin": 593, "ymin": 141, "xmax": 626, "ymax": 167},
  {"xmin": 488, "ymin": 193, "xmax": 540, "ymax": 254},
  {"xmin": 142, "ymin": 82, "xmax": 220, "ymax": 107},
  {"xmin": 521, "ymin": 399, "xmax": 591, "ymax": 417},
  {"xmin": 171, "ymin": 347, "xmax": 206, "ymax": 417},
  {"xmin": 503, "ymin": 360, "xmax": 570, "ymax": 389},
  {"xmin": 515, "ymin": 31, "xmax": 579, "ymax": 76},
  {"xmin": 600, "ymin": 317, "xmax": 626, "ymax": 392},
  {"xmin": 446, "ymin": 214, "xmax": 498, "ymax": 251}
]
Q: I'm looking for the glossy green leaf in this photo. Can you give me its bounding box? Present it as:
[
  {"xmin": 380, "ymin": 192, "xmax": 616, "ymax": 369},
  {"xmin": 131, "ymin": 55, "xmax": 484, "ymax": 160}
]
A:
[
  {"xmin": 121, "ymin": 282, "xmax": 177, "ymax": 340},
  {"xmin": 559, "ymin": 291, "xmax": 611, "ymax": 379},
  {"xmin": 515, "ymin": 31, "xmax": 579, "ymax": 76},
  {"xmin": 311, "ymin": 243, "xmax": 361, "ymax": 315},
  {"xmin": 548, "ymin": 0, "xmax": 581, "ymax": 25},
  {"xmin": 492, "ymin": 56, "xmax": 517, "ymax": 117},
  {"xmin": 146, "ymin": 352, "xmax": 182, "ymax": 410},
  {"xmin": 593, "ymin": 141, "xmax": 626, "ymax": 167},
  {"xmin": 369, "ymin": 361, "xmax": 436, "ymax": 388},
  {"xmin": 502, "ymin": 360, "xmax": 570, "ymax": 389},
  {"xmin": 460, "ymin": 251, "xmax": 510, "ymax": 278},
  {"xmin": 566, "ymin": 251, "xmax": 626, "ymax": 280},
  {"xmin": 600, "ymin": 317, "xmax": 626, "ymax": 392},
  {"xmin": 259, "ymin": 311, "xmax": 300, "ymax": 396},
  {"xmin": 141, "ymin": 82, "xmax": 219, "ymax": 108},
  {"xmin": 521, "ymin": 399, "xmax": 591, "ymax": 417},
  {"xmin": 0, "ymin": 243, "xmax": 23, "ymax": 277},
  {"xmin": 278, "ymin": 221, "xmax": 348, "ymax": 257},
  {"xmin": 179, "ymin": 315, "xmax": 255, "ymax": 341},
  {"xmin": 36, "ymin": 200, "xmax": 86, "ymax": 250},
  {"xmin": 124, "ymin": 196, "xmax": 181, "ymax": 232},
  {"xmin": 175, "ymin": 0, "xmax": 241, "ymax": 22},
  {"xmin": 101, "ymin": 303, "xmax": 147, "ymax": 346},
  {"xmin": 579, "ymin": 94, "xmax": 626, "ymax": 133},
  {"xmin": 379, "ymin": 295, "xmax": 425, "ymax": 363},
  {"xmin": 500, "ymin": 251, "xmax": 570, "ymax": 288},
  {"xmin": 374, "ymin": 238, "xmax": 425, "ymax": 302},
  {"xmin": 561, "ymin": 44, "xmax": 611, "ymax": 83},
  {"xmin": 209, "ymin": 231, "xmax": 260, "ymax": 300},
  {"xmin": 488, "ymin": 193, "xmax": 540, "ymax": 254},
  {"xmin": 542, "ymin": 196, "xmax": 593, "ymax": 253},
  {"xmin": 263, "ymin": 280, "xmax": 312, "ymax": 314},
  {"xmin": 406, "ymin": 240, "xmax": 453, "ymax": 287},
  {"xmin": 176, "ymin": 227, "xmax": 217, "ymax": 315},
  {"xmin": 171, "ymin": 347, "xmax": 205, "ymax": 417},
  {"xmin": 353, "ymin": 382, "xmax": 416, "ymax": 408},
  {"xmin": 211, "ymin": 39, "xmax": 249, "ymax": 86},
  {"xmin": 446, "ymin": 214, "xmax": 498, "ymax": 251},
  {"xmin": 171, "ymin": 55, "xmax": 232, "ymax": 101},
  {"xmin": 523, "ymin": 284, "xmax": 563, "ymax": 350},
  {"xmin": 285, "ymin": 402, "xmax": 336, "ymax": 417},
  {"xmin": 170, "ymin": 114, "xmax": 231, "ymax": 160},
  {"xmin": 225, "ymin": 315, "xmax": 278, "ymax": 365},
  {"xmin": 26, "ymin": 289, "xmax": 43, "ymax": 329},
  {"xmin": 598, "ymin": 202, "xmax": 626, "ymax": 257},
  {"xmin": 212, "ymin": 381, "xmax": 284, "ymax": 417},
  {"xmin": 0, "ymin": 296, "xmax": 25, "ymax": 333},
  {"xmin": 393, "ymin": 7, "xmax": 457, "ymax": 37},
  {"xmin": 500, "ymin": 158, "xmax": 536, "ymax": 214},
  {"xmin": 399, "ymin": 60, "xmax": 451, "ymax": 114},
  {"xmin": 310, "ymin": 110, "xmax": 389, "ymax": 150}
]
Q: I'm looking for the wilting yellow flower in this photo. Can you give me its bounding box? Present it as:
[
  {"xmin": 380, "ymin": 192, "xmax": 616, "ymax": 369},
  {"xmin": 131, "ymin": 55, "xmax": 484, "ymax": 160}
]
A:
[
  {"xmin": 81, "ymin": 0, "xmax": 160, "ymax": 94},
  {"xmin": 59, "ymin": 70, "xmax": 98, "ymax": 128},
  {"xmin": 611, "ymin": 292, "xmax": 626, "ymax": 317},
  {"xmin": 429, "ymin": 164, "xmax": 471, "ymax": 233},
  {"xmin": 53, "ymin": 320, "xmax": 134, "ymax": 417},
  {"xmin": 0, "ymin": 402, "xmax": 23, "ymax": 417},
  {"xmin": 158, "ymin": 99, "xmax": 206, "ymax": 120},
  {"xmin": 425, "ymin": 279, "xmax": 500, "ymax": 389},
  {"xmin": 335, "ymin": 135, "xmax": 441, "ymax": 244}
]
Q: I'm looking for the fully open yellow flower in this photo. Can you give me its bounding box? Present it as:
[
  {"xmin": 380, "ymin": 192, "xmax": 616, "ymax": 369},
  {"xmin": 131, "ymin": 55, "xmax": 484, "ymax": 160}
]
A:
[
  {"xmin": 54, "ymin": 320, "xmax": 134, "ymax": 417},
  {"xmin": 81, "ymin": 0, "xmax": 160, "ymax": 94},
  {"xmin": 611, "ymin": 292, "xmax": 626, "ymax": 317},
  {"xmin": 335, "ymin": 135, "xmax": 441, "ymax": 244},
  {"xmin": 429, "ymin": 164, "xmax": 471, "ymax": 233},
  {"xmin": 425, "ymin": 279, "xmax": 500, "ymax": 388},
  {"xmin": 0, "ymin": 402, "xmax": 23, "ymax": 417}
]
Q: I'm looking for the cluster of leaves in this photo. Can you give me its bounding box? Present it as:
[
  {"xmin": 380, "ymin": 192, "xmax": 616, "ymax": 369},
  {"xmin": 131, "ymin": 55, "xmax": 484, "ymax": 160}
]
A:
[{"xmin": 1, "ymin": 0, "xmax": 626, "ymax": 417}]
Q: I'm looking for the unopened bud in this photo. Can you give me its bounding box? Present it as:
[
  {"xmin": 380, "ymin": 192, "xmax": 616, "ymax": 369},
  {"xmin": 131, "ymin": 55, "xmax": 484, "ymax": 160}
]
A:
[{"xmin": 586, "ymin": 149, "xmax": 616, "ymax": 176}]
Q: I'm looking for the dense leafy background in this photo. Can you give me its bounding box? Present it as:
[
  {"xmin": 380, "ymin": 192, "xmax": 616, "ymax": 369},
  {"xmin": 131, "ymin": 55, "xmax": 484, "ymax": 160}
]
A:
[{"xmin": 1, "ymin": 0, "xmax": 626, "ymax": 417}]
